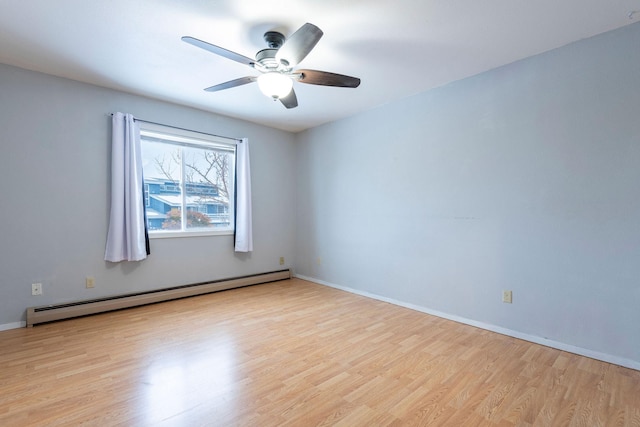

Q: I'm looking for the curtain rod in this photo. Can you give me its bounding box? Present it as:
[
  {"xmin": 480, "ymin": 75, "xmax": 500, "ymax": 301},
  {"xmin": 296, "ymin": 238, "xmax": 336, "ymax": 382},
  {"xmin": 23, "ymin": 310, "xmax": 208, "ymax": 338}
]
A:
[{"xmin": 109, "ymin": 113, "xmax": 242, "ymax": 143}]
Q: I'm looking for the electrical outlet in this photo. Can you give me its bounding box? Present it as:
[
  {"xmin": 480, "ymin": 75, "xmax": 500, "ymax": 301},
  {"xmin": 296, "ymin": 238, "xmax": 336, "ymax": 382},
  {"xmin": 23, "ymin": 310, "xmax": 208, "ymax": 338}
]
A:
[
  {"xmin": 32, "ymin": 283, "xmax": 43, "ymax": 296},
  {"xmin": 502, "ymin": 290, "xmax": 513, "ymax": 304},
  {"xmin": 86, "ymin": 277, "xmax": 95, "ymax": 288},
  {"xmin": 317, "ymin": 257, "xmax": 322, "ymax": 265},
  {"xmin": 279, "ymin": 256, "xmax": 285, "ymax": 266}
]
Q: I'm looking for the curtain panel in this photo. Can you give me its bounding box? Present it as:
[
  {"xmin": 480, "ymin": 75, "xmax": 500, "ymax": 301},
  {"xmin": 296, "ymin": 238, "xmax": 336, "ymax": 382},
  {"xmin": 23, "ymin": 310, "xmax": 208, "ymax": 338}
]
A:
[
  {"xmin": 104, "ymin": 112, "xmax": 149, "ymax": 262},
  {"xmin": 234, "ymin": 138, "xmax": 253, "ymax": 252}
]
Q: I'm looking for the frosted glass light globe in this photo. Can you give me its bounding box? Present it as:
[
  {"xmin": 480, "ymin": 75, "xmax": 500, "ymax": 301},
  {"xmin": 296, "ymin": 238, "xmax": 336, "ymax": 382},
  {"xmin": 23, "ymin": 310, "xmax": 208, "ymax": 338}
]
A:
[{"xmin": 257, "ymin": 72, "xmax": 293, "ymax": 99}]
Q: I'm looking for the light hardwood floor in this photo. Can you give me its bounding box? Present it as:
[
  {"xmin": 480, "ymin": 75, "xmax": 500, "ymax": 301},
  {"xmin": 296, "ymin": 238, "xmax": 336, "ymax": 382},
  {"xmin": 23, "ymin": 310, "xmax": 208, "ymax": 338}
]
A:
[{"xmin": 1, "ymin": 278, "xmax": 639, "ymax": 426}]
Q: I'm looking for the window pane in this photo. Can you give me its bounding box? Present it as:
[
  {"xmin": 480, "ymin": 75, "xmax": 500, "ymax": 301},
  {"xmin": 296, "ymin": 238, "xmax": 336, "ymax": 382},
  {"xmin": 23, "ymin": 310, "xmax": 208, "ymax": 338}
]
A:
[
  {"xmin": 140, "ymin": 140, "xmax": 183, "ymax": 231},
  {"xmin": 183, "ymin": 146, "xmax": 232, "ymax": 230},
  {"xmin": 140, "ymin": 123, "xmax": 236, "ymax": 235}
]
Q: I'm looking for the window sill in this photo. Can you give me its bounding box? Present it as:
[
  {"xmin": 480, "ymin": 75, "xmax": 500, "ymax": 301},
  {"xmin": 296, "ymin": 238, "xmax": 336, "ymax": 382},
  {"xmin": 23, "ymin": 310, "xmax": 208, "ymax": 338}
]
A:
[{"xmin": 149, "ymin": 229, "xmax": 234, "ymax": 239}]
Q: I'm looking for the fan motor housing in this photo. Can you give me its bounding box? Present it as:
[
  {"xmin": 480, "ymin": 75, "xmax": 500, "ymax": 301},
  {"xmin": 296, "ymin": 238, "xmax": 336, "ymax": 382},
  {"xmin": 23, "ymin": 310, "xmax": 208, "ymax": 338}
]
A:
[{"xmin": 255, "ymin": 48, "xmax": 280, "ymax": 71}]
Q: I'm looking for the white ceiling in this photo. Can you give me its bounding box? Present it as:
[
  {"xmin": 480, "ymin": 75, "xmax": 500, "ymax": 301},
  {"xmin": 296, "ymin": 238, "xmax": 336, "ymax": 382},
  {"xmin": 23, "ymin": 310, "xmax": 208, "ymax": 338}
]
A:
[{"xmin": 1, "ymin": 1, "xmax": 638, "ymax": 132}]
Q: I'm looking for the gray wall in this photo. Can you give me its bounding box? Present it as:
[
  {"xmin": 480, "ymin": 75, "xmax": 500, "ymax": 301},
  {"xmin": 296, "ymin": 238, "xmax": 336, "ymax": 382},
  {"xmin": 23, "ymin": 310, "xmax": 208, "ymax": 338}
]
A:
[
  {"xmin": 0, "ymin": 63, "xmax": 296, "ymax": 327},
  {"xmin": 295, "ymin": 23, "xmax": 640, "ymax": 367}
]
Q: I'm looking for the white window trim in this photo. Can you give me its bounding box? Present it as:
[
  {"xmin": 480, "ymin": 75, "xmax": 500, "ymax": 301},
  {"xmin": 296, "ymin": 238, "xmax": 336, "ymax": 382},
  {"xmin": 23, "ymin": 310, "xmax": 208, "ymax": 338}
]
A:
[{"xmin": 139, "ymin": 122, "xmax": 238, "ymax": 239}]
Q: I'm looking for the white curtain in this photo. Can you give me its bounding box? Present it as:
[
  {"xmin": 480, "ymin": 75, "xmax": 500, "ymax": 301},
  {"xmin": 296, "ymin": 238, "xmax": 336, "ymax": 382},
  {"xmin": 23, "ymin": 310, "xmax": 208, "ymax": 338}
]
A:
[
  {"xmin": 104, "ymin": 112, "xmax": 148, "ymax": 262},
  {"xmin": 235, "ymin": 138, "xmax": 253, "ymax": 252}
]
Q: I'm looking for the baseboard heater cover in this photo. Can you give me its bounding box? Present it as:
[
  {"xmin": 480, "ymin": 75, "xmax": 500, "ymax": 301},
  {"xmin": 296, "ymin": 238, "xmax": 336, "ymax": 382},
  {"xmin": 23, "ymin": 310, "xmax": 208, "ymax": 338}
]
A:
[{"xmin": 26, "ymin": 269, "xmax": 291, "ymax": 327}]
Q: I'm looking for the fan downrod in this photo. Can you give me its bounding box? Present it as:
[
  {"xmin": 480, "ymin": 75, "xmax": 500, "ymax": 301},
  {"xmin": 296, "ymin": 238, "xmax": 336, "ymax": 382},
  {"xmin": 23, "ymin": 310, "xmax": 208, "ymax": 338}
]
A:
[{"xmin": 264, "ymin": 31, "xmax": 285, "ymax": 49}]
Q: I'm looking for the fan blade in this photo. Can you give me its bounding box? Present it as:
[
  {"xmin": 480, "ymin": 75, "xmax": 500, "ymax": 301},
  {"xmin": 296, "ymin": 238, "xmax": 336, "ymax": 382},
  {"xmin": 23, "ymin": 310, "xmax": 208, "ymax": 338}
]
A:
[
  {"xmin": 279, "ymin": 88, "xmax": 298, "ymax": 109},
  {"xmin": 296, "ymin": 69, "xmax": 361, "ymax": 88},
  {"xmin": 204, "ymin": 76, "xmax": 257, "ymax": 92},
  {"xmin": 182, "ymin": 36, "xmax": 255, "ymax": 68},
  {"xmin": 275, "ymin": 23, "xmax": 323, "ymax": 68}
]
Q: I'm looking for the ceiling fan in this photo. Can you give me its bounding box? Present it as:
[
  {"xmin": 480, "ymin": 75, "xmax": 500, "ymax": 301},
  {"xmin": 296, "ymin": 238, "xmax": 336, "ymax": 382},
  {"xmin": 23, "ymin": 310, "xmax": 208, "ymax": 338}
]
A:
[{"xmin": 182, "ymin": 23, "xmax": 361, "ymax": 109}]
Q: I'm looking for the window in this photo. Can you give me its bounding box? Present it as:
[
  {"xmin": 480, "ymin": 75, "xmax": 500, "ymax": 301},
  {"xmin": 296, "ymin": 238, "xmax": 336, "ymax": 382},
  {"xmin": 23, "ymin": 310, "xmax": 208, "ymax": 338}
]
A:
[{"xmin": 139, "ymin": 122, "xmax": 236, "ymax": 237}]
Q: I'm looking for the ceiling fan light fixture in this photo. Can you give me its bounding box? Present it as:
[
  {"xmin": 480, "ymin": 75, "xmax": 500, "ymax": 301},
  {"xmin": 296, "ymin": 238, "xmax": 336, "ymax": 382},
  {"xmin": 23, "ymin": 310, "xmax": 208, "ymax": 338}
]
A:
[
  {"xmin": 257, "ymin": 72, "xmax": 293, "ymax": 99},
  {"xmin": 182, "ymin": 23, "xmax": 360, "ymax": 109}
]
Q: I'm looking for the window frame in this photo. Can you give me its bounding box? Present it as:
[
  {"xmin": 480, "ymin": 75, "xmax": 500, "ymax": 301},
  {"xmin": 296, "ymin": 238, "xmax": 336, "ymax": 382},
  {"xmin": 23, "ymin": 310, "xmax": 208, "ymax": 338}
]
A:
[{"xmin": 138, "ymin": 122, "xmax": 238, "ymax": 239}]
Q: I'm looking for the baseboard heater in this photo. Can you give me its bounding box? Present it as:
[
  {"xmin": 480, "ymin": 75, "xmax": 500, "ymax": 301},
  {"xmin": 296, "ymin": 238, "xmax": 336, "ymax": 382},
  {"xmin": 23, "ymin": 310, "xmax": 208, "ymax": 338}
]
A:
[{"xmin": 26, "ymin": 269, "xmax": 291, "ymax": 327}]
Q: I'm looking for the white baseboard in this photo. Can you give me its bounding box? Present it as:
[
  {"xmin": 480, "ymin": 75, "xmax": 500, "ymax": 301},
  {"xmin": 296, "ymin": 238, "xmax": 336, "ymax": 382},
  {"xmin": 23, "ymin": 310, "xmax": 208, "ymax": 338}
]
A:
[
  {"xmin": 0, "ymin": 321, "xmax": 26, "ymax": 331},
  {"xmin": 295, "ymin": 274, "xmax": 640, "ymax": 372}
]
